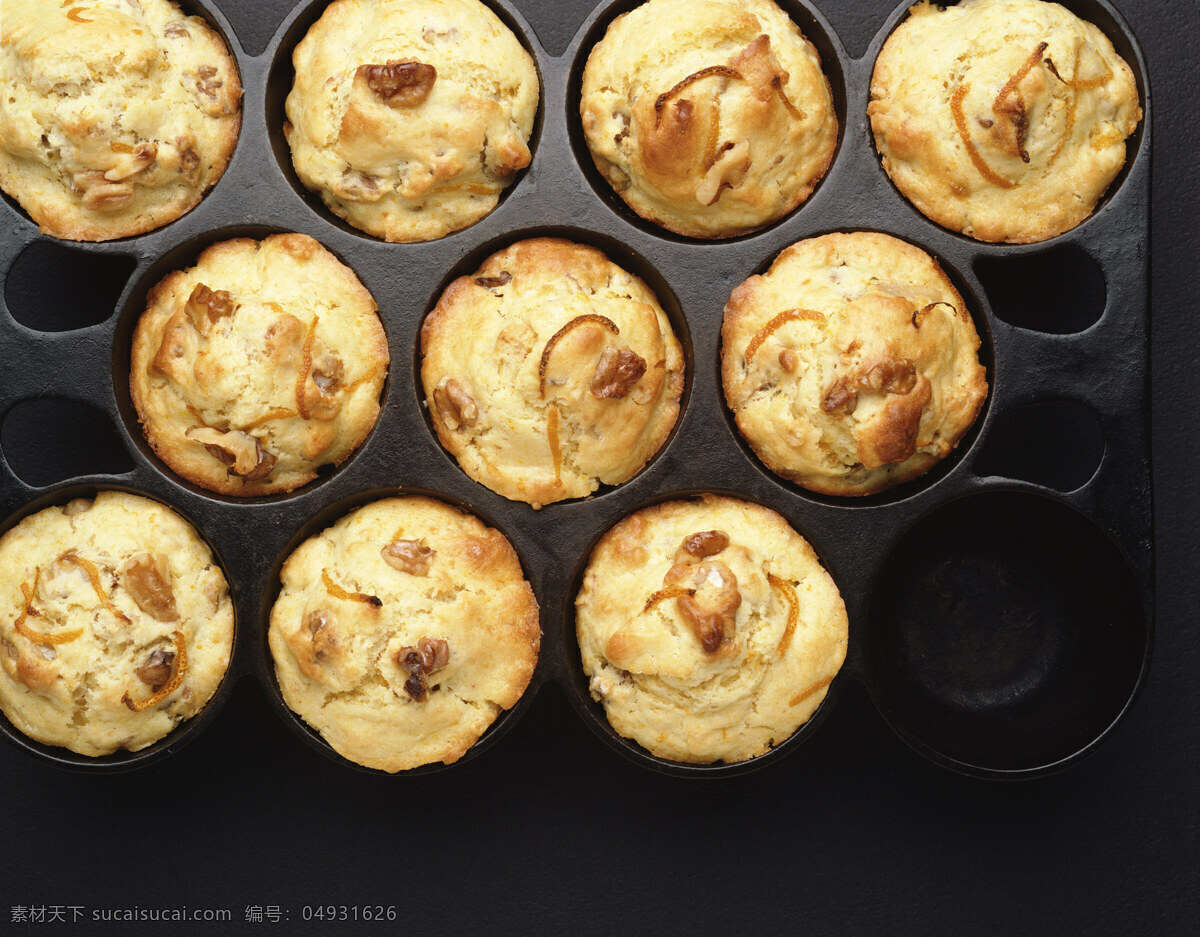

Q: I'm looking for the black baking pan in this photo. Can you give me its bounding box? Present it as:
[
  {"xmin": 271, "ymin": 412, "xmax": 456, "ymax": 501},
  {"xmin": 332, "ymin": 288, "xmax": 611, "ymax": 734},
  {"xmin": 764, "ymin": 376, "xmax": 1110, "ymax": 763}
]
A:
[{"xmin": 0, "ymin": 0, "xmax": 1152, "ymax": 785}]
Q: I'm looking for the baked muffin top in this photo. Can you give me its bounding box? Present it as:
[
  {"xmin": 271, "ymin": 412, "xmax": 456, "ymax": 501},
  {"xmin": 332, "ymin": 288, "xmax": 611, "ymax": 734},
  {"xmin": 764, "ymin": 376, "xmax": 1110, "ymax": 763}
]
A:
[
  {"xmin": 421, "ymin": 237, "xmax": 685, "ymax": 508},
  {"xmin": 268, "ymin": 495, "xmax": 540, "ymax": 772},
  {"xmin": 575, "ymin": 494, "xmax": 847, "ymax": 764},
  {"xmin": 130, "ymin": 233, "xmax": 389, "ymax": 497},
  {"xmin": 284, "ymin": 0, "xmax": 539, "ymax": 242},
  {"xmin": 722, "ymin": 232, "xmax": 987, "ymax": 496},
  {"xmin": 0, "ymin": 0, "xmax": 241, "ymax": 241},
  {"xmin": 580, "ymin": 0, "xmax": 837, "ymax": 238},
  {"xmin": 0, "ymin": 492, "xmax": 234, "ymax": 756},
  {"xmin": 869, "ymin": 0, "xmax": 1141, "ymax": 243}
]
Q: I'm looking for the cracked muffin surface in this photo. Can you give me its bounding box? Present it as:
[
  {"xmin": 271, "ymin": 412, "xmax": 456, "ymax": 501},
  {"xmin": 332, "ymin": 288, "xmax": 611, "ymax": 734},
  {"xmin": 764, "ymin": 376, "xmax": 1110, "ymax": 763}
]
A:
[
  {"xmin": 283, "ymin": 0, "xmax": 539, "ymax": 243},
  {"xmin": 268, "ymin": 496, "xmax": 540, "ymax": 772},
  {"xmin": 722, "ymin": 232, "xmax": 987, "ymax": 497},
  {"xmin": 0, "ymin": 0, "xmax": 241, "ymax": 241},
  {"xmin": 129, "ymin": 233, "xmax": 389, "ymax": 496},
  {"xmin": 579, "ymin": 0, "xmax": 837, "ymax": 238},
  {"xmin": 575, "ymin": 494, "xmax": 847, "ymax": 764},
  {"xmin": 869, "ymin": 0, "xmax": 1141, "ymax": 243},
  {"xmin": 0, "ymin": 492, "xmax": 233, "ymax": 756},
  {"xmin": 421, "ymin": 237, "xmax": 685, "ymax": 508}
]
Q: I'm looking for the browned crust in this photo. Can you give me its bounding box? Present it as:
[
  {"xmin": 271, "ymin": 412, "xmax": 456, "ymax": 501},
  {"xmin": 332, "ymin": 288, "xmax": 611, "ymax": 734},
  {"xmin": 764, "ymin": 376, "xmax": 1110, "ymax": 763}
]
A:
[
  {"xmin": 130, "ymin": 234, "xmax": 387, "ymax": 496},
  {"xmin": 720, "ymin": 232, "xmax": 987, "ymax": 497}
]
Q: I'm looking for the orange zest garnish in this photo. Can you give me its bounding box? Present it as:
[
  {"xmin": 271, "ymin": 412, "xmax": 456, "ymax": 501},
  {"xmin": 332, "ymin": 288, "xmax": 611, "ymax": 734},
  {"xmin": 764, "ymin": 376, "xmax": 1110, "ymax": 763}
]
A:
[
  {"xmin": 547, "ymin": 404, "xmax": 562, "ymax": 483},
  {"xmin": 296, "ymin": 315, "xmax": 319, "ymax": 419},
  {"xmin": 59, "ymin": 553, "xmax": 130, "ymax": 624},
  {"xmin": 67, "ymin": 7, "xmax": 91, "ymax": 23},
  {"xmin": 951, "ymin": 84, "xmax": 1014, "ymax": 189},
  {"xmin": 993, "ymin": 42, "xmax": 1049, "ymax": 163},
  {"xmin": 744, "ymin": 309, "xmax": 825, "ymax": 362},
  {"xmin": 242, "ymin": 408, "xmax": 298, "ymax": 430},
  {"xmin": 788, "ymin": 674, "xmax": 834, "ymax": 708},
  {"xmin": 767, "ymin": 573, "xmax": 798, "ymax": 657},
  {"xmin": 654, "ymin": 66, "xmax": 742, "ymax": 125},
  {"xmin": 321, "ymin": 569, "xmax": 382, "ymax": 607},
  {"xmin": 122, "ymin": 631, "xmax": 187, "ymax": 712},
  {"xmin": 911, "ymin": 301, "xmax": 958, "ymax": 329},
  {"xmin": 538, "ymin": 314, "xmax": 620, "ymax": 398},
  {"xmin": 13, "ymin": 570, "xmax": 84, "ymax": 646},
  {"xmin": 642, "ymin": 586, "xmax": 695, "ymax": 614},
  {"xmin": 771, "ymin": 74, "xmax": 802, "ymax": 119},
  {"xmin": 438, "ymin": 183, "xmax": 495, "ymax": 195}
]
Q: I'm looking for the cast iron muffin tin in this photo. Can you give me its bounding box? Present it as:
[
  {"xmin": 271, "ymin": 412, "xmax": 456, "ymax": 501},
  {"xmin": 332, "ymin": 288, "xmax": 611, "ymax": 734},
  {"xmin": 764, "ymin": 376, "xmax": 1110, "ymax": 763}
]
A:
[{"xmin": 0, "ymin": 0, "xmax": 1152, "ymax": 779}]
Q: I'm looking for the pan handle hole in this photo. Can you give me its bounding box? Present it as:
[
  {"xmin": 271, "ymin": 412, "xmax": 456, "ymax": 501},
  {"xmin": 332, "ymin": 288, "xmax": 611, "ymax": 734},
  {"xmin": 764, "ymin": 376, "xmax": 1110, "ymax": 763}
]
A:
[
  {"xmin": 2, "ymin": 399, "xmax": 134, "ymax": 486},
  {"xmin": 5, "ymin": 241, "xmax": 135, "ymax": 332},
  {"xmin": 974, "ymin": 245, "xmax": 1105, "ymax": 334},
  {"xmin": 974, "ymin": 399, "xmax": 1104, "ymax": 492}
]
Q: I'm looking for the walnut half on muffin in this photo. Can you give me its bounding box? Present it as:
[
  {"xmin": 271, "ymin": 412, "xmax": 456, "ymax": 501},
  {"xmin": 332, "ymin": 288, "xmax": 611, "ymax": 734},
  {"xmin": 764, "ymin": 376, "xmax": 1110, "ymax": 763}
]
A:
[
  {"xmin": 721, "ymin": 232, "xmax": 988, "ymax": 496},
  {"xmin": 580, "ymin": 0, "xmax": 838, "ymax": 238},
  {"xmin": 421, "ymin": 238, "xmax": 685, "ymax": 508},
  {"xmin": 0, "ymin": 0, "xmax": 241, "ymax": 241},
  {"xmin": 130, "ymin": 233, "xmax": 389, "ymax": 496},
  {"xmin": 283, "ymin": 0, "xmax": 539, "ymax": 243}
]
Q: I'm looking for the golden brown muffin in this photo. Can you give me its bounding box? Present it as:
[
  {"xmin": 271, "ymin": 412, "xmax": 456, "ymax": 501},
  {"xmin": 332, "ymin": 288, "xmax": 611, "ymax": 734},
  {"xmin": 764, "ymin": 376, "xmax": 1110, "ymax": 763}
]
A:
[
  {"xmin": 579, "ymin": 0, "xmax": 837, "ymax": 238},
  {"xmin": 268, "ymin": 495, "xmax": 540, "ymax": 772},
  {"xmin": 421, "ymin": 238, "xmax": 685, "ymax": 508},
  {"xmin": 575, "ymin": 494, "xmax": 847, "ymax": 764},
  {"xmin": 130, "ymin": 233, "xmax": 389, "ymax": 496},
  {"xmin": 0, "ymin": 492, "xmax": 234, "ymax": 756},
  {"xmin": 869, "ymin": 0, "xmax": 1141, "ymax": 243},
  {"xmin": 722, "ymin": 232, "xmax": 987, "ymax": 496},
  {"xmin": 0, "ymin": 0, "xmax": 241, "ymax": 241},
  {"xmin": 284, "ymin": 0, "xmax": 539, "ymax": 242}
]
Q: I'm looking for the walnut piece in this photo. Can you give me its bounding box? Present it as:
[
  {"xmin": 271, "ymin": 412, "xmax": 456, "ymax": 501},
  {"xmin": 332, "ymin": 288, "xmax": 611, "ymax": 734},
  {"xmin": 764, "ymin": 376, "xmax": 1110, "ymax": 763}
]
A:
[
  {"xmin": 381, "ymin": 540, "xmax": 435, "ymax": 577},
  {"xmin": 121, "ymin": 553, "xmax": 179, "ymax": 622},
  {"xmin": 80, "ymin": 181, "xmax": 135, "ymax": 212},
  {"xmin": 778, "ymin": 349, "xmax": 798, "ymax": 373},
  {"xmin": 184, "ymin": 283, "xmax": 235, "ymax": 332},
  {"xmin": 105, "ymin": 142, "xmax": 157, "ymax": 182},
  {"xmin": 590, "ymin": 345, "xmax": 647, "ymax": 399},
  {"xmin": 164, "ymin": 22, "xmax": 189, "ymax": 39},
  {"xmin": 821, "ymin": 358, "xmax": 919, "ymax": 415},
  {"xmin": 396, "ymin": 636, "xmax": 450, "ymax": 702},
  {"xmin": 359, "ymin": 60, "xmax": 437, "ymax": 108},
  {"xmin": 434, "ymin": 378, "xmax": 478, "ymax": 429},
  {"xmin": 677, "ymin": 530, "xmax": 729, "ymax": 561},
  {"xmin": 474, "ymin": 272, "xmax": 512, "ymax": 290},
  {"xmin": 195, "ymin": 64, "xmax": 223, "ymax": 97},
  {"xmin": 136, "ymin": 647, "xmax": 176, "ymax": 687},
  {"xmin": 176, "ymin": 135, "xmax": 201, "ymax": 186},
  {"xmin": 661, "ymin": 530, "xmax": 740, "ymax": 653},
  {"xmin": 184, "ymin": 426, "xmax": 278, "ymax": 480}
]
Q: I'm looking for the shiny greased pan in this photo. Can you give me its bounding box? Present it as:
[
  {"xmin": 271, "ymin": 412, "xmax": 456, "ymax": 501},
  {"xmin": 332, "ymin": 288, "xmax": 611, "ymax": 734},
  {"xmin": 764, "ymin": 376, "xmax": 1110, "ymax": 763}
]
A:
[{"xmin": 0, "ymin": 0, "xmax": 1151, "ymax": 778}]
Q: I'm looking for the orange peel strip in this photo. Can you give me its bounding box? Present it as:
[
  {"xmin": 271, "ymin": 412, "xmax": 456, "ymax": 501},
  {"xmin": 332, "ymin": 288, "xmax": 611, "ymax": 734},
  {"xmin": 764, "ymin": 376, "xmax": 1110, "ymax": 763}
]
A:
[
  {"xmin": 67, "ymin": 8, "xmax": 91, "ymax": 22},
  {"xmin": 744, "ymin": 309, "xmax": 826, "ymax": 362},
  {"xmin": 951, "ymin": 84, "xmax": 1014, "ymax": 189},
  {"xmin": 242, "ymin": 408, "xmax": 298, "ymax": 430},
  {"xmin": 642, "ymin": 586, "xmax": 695, "ymax": 614},
  {"xmin": 321, "ymin": 569, "xmax": 382, "ymax": 607},
  {"xmin": 655, "ymin": 66, "xmax": 742, "ymax": 124},
  {"xmin": 538, "ymin": 314, "xmax": 620, "ymax": 398},
  {"xmin": 993, "ymin": 42, "xmax": 1049, "ymax": 115},
  {"xmin": 912, "ymin": 301, "xmax": 958, "ymax": 328},
  {"xmin": 788, "ymin": 674, "xmax": 834, "ymax": 708},
  {"xmin": 13, "ymin": 570, "xmax": 84, "ymax": 645},
  {"xmin": 547, "ymin": 404, "xmax": 562, "ymax": 484},
  {"xmin": 122, "ymin": 631, "xmax": 187, "ymax": 712},
  {"xmin": 772, "ymin": 75, "xmax": 803, "ymax": 119},
  {"xmin": 296, "ymin": 315, "xmax": 319, "ymax": 420},
  {"xmin": 767, "ymin": 573, "xmax": 799, "ymax": 657},
  {"xmin": 60, "ymin": 553, "xmax": 130, "ymax": 624}
]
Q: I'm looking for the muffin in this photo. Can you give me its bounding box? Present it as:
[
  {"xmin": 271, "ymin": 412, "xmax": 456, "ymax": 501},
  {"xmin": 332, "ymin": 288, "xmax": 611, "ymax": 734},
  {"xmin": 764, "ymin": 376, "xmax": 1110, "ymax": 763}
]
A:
[
  {"xmin": 722, "ymin": 232, "xmax": 987, "ymax": 496},
  {"xmin": 579, "ymin": 0, "xmax": 837, "ymax": 238},
  {"xmin": 284, "ymin": 0, "xmax": 539, "ymax": 243},
  {"xmin": 869, "ymin": 0, "xmax": 1142, "ymax": 243},
  {"xmin": 0, "ymin": 492, "xmax": 234, "ymax": 756},
  {"xmin": 130, "ymin": 233, "xmax": 389, "ymax": 497},
  {"xmin": 268, "ymin": 496, "xmax": 540, "ymax": 772},
  {"xmin": 575, "ymin": 494, "xmax": 847, "ymax": 764},
  {"xmin": 421, "ymin": 238, "xmax": 685, "ymax": 508},
  {"xmin": 0, "ymin": 0, "xmax": 241, "ymax": 241}
]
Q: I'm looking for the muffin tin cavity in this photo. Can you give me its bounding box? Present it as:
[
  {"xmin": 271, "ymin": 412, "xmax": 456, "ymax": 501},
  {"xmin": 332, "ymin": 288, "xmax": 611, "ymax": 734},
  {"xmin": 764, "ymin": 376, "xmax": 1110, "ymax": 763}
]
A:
[
  {"xmin": 4, "ymin": 243, "xmax": 135, "ymax": 332},
  {"xmin": 264, "ymin": 0, "xmax": 546, "ymax": 243},
  {"xmin": 1, "ymin": 399, "xmax": 134, "ymax": 488},
  {"xmin": 973, "ymin": 399, "xmax": 1105, "ymax": 491},
  {"xmin": 0, "ymin": 483, "xmax": 239, "ymax": 773},
  {"xmin": 975, "ymin": 245, "xmax": 1107, "ymax": 334},
  {"xmin": 866, "ymin": 491, "xmax": 1147, "ymax": 777},
  {"xmin": 566, "ymin": 0, "xmax": 847, "ymax": 243}
]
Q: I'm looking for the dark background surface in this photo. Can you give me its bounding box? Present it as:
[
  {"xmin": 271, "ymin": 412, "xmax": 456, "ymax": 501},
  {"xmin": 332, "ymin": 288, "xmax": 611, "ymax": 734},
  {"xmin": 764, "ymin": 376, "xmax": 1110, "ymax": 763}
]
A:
[{"xmin": 1, "ymin": 0, "xmax": 1196, "ymax": 933}]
